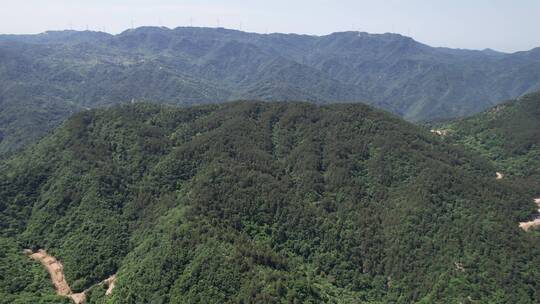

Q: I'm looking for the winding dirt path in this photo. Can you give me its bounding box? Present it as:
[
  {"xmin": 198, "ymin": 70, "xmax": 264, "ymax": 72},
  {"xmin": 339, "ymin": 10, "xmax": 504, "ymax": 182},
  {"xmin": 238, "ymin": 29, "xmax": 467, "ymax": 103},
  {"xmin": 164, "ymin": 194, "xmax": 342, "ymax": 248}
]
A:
[
  {"xmin": 519, "ymin": 198, "xmax": 540, "ymax": 231},
  {"xmin": 103, "ymin": 274, "xmax": 117, "ymax": 295},
  {"xmin": 24, "ymin": 249, "xmax": 116, "ymax": 303}
]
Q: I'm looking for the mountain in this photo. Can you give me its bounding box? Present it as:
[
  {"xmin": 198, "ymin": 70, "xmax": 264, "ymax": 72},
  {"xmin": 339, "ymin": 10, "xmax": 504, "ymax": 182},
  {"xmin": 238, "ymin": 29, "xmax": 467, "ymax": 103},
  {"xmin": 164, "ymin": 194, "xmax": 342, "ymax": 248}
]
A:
[
  {"xmin": 2, "ymin": 101, "xmax": 539, "ymax": 303},
  {"xmin": 443, "ymin": 91, "xmax": 540, "ymax": 189},
  {"xmin": 2, "ymin": 26, "xmax": 540, "ymax": 157}
]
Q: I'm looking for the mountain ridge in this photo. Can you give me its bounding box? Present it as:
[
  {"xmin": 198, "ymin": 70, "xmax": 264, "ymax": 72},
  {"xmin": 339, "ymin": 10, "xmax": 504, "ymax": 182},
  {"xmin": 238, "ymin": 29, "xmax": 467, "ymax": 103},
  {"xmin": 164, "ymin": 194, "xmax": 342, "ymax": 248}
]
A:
[
  {"xmin": 1, "ymin": 100, "xmax": 539, "ymax": 303},
  {"xmin": 2, "ymin": 26, "xmax": 540, "ymax": 157}
]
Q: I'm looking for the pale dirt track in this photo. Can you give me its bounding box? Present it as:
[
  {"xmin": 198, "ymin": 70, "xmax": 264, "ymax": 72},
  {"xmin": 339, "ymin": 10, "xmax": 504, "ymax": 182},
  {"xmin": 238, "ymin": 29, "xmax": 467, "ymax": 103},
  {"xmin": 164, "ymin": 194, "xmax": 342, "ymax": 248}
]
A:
[
  {"xmin": 103, "ymin": 274, "xmax": 117, "ymax": 295},
  {"xmin": 519, "ymin": 198, "xmax": 540, "ymax": 231},
  {"xmin": 24, "ymin": 249, "xmax": 116, "ymax": 303}
]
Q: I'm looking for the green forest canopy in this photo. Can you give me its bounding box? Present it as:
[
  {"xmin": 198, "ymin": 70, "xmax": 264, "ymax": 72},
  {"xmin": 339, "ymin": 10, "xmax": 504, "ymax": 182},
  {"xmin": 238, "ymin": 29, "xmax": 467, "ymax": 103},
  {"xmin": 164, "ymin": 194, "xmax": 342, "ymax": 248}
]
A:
[
  {"xmin": 444, "ymin": 91, "xmax": 540, "ymax": 191},
  {"xmin": 1, "ymin": 101, "xmax": 539, "ymax": 303}
]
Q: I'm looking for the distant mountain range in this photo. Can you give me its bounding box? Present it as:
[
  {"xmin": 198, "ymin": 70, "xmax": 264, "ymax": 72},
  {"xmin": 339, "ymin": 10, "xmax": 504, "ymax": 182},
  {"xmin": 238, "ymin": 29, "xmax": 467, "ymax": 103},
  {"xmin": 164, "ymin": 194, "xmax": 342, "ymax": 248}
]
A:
[{"xmin": 1, "ymin": 26, "xmax": 540, "ymax": 156}]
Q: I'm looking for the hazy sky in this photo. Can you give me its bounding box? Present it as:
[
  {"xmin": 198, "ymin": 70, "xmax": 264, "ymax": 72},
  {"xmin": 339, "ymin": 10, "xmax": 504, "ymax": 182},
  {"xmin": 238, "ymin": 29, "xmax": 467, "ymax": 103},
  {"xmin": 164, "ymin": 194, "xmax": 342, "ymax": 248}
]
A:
[{"xmin": 1, "ymin": 0, "xmax": 539, "ymax": 52}]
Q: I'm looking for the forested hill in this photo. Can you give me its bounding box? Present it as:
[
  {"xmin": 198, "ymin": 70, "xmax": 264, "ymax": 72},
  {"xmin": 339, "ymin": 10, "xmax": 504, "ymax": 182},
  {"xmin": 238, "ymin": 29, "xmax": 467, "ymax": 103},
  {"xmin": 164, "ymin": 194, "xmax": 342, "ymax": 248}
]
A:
[
  {"xmin": 444, "ymin": 91, "xmax": 540, "ymax": 189},
  {"xmin": 1, "ymin": 101, "xmax": 539, "ymax": 303},
  {"xmin": 2, "ymin": 26, "xmax": 540, "ymax": 157}
]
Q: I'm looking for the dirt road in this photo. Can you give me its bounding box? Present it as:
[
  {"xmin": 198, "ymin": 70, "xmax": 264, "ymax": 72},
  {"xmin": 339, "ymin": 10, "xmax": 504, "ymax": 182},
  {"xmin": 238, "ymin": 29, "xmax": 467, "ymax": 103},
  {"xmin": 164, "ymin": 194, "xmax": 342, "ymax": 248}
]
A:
[
  {"xmin": 103, "ymin": 274, "xmax": 117, "ymax": 295},
  {"xmin": 24, "ymin": 249, "xmax": 85, "ymax": 303},
  {"xmin": 24, "ymin": 249, "xmax": 116, "ymax": 303},
  {"xmin": 519, "ymin": 198, "xmax": 540, "ymax": 231}
]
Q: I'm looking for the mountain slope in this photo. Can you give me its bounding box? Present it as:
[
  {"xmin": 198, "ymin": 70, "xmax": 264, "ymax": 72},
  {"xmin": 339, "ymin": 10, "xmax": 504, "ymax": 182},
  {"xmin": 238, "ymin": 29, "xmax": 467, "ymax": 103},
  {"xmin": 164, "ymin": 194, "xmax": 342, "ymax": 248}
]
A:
[
  {"xmin": 2, "ymin": 101, "xmax": 539, "ymax": 303},
  {"xmin": 2, "ymin": 26, "xmax": 540, "ymax": 156},
  {"xmin": 444, "ymin": 91, "xmax": 540, "ymax": 185}
]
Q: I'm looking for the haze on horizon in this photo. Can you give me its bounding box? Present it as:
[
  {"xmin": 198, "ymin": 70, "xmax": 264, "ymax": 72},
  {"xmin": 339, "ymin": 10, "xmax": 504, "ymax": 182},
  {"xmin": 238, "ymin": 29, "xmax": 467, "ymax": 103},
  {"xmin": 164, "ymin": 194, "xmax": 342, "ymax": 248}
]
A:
[{"xmin": 1, "ymin": 0, "xmax": 539, "ymax": 53}]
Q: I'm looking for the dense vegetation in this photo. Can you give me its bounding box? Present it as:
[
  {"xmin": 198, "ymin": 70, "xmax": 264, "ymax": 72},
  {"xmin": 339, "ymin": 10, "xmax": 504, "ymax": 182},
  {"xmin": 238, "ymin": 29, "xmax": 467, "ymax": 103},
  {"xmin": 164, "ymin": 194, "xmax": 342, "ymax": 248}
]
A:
[
  {"xmin": 2, "ymin": 26, "xmax": 540, "ymax": 156},
  {"xmin": 0, "ymin": 237, "xmax": 70, "ymax": 304},
  {"xmin": 444, "ymin": 91, "xmax": 540, "ymax": 193},
  {"xmin": 2, "ymin": 101, "xmax": 539, "ymax": 303}
]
